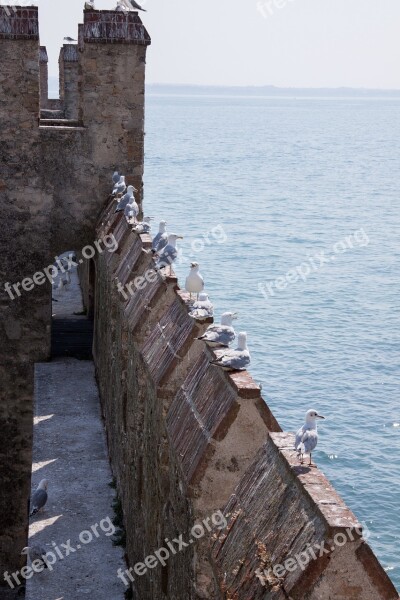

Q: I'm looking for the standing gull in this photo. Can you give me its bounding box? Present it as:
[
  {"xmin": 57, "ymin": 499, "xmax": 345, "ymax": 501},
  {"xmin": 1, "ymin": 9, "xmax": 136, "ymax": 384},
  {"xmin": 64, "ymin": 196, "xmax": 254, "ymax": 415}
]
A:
[
  {"xmin": 196, "ymin": 311, "xmax": 237, "ymax": 347},
  {"xmin": 152, "ymin": 221, "xmax": 168, "ymax": 254},
  {"xmin": 189, "ymin": 292, "xmax": 214, "ymax": 321},
  {"xmin": 112, "ymin": 170, "xmax": 120, "ymax": 185},
  {"xmin": 295, "ymin": 409, "xmax": 325, "ymax": 466},
  {"xmin": 115, "ymin": 185, "xmax": 137, "ymax": 213},
  {"xmin": 29, "ymin": 479, "xmax": 48, "ymax": 517},
  {"xmin": 210, "ymin": 331, "xmax": 250, "ymax": 371},
  {"xmin": 112, "ymin": 175, "xmax": 127, "ymax": 197},
  {"xmin": 125, "ymin": 195, "xmax": 139, "ymax": 222},
  {"xmin": 21, "ymin": 545, "xmax": 48, "ymax": 570},
  {"xmin": 185, "ymin": 262, "xmax": 204, "ymax": 300},
  {"xmin": 85, "ymin": 0, "xmax": 95, "ymax": 8},
  {"xmin": 155, "ymin": 234, "xmax": 183, "ymax": 276},
  {"xmin": 116, "ymin": 0, "xmax": 146, "ymax": 11}
]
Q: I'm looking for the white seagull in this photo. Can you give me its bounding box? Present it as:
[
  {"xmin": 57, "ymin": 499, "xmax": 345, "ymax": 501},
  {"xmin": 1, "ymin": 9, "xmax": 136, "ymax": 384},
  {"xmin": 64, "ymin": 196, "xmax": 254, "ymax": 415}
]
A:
[
  {"xmin": 116, "ymin": 0, "xmax": 146, "ymax": 11},
  {"xmin": 210, "ymin": 331, "xmax": 250, "ymax": 371},
  {"xmin": 295, "ymin": 409, "xmax": 325, "ymax": 466},
  {"xmin": 115, "ymin": 185, "xmax": 137, "ymax": 213},
  {"xmin": 125, "ymin": 195, "xmax": 139, "ymax": 222},
  {"xmin": 189, "ymin": 292, "xmax": 214, "ymax": 321},
  {"xmin": 152, "ymin": 221, "xmax": 168, "ymax": 253},
  {"xmin": 29, "ymin": 479, "xmax": 48, "ymax": 517},
  {"xmin": 84, "ymin": 0, "xmax": 95, "ymax": 9},
  {"xmin": 155, "ymin": 234, "xmax": 183, "ymax": 276},
  {"xmin": 185, "ymin": 262, "xmax": 204, "ymax": 300},
  {"xmin": 196, "ymin": 311, "xmax": 237, "ymax": 347},
  {"xmin": 133, "ymin": 216, "xmax": 153, "ymax": 234},
  {"xmin": 112, "ymin": 175, "xmax": 127, "ymax": 197}
]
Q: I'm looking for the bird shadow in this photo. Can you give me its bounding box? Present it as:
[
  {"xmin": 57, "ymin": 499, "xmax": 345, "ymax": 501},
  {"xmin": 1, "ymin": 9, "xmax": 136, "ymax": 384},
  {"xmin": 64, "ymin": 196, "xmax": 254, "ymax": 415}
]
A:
[{"xmin": 292, "ymin": 464, "xmax": 313, "ymax": 475}]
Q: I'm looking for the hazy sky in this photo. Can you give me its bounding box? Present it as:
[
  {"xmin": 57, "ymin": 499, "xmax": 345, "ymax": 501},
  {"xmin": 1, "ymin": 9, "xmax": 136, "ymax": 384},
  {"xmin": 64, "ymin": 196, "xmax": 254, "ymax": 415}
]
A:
[{"xmin": 28, "ymin": 0, "xmax": 400, "ymax": 88}]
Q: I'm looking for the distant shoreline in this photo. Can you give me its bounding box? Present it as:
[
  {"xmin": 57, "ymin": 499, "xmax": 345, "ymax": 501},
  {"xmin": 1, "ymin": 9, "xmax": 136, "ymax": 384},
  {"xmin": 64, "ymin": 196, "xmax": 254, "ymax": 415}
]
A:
[{"xmin": 48, "ymin": 79, "xmax": 400, "ymax": 100}]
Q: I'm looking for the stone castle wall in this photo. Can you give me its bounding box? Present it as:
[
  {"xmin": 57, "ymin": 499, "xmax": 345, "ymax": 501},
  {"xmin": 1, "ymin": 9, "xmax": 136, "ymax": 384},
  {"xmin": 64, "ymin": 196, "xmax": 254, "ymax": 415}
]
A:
[
  {"xmin": 0, "ymin": 7, "xmax": 150, "ymax": 596},
  {"xmin": 87, "ymin": 200, "xmax": 398, "ymax": 600}
]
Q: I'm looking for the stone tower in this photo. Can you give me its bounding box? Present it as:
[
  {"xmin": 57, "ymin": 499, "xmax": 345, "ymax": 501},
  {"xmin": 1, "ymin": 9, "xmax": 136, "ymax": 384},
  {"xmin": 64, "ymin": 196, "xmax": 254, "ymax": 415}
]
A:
[{"xmin": 0, "ymin": 6, "xmax": 150, "ymax": 597}]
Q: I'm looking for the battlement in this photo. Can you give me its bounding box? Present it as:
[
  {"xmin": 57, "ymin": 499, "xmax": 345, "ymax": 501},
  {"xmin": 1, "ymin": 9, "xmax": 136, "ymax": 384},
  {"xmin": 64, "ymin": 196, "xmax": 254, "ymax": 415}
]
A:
[
  {"xmin": 83, "ymin": 9, "xmax": 151, "ymax": 45},
  {"xmin": 0, "ymin": 6, "xmax": 38, "ymax": 39},
  {"xmin": 81, "ymin": 198, "xmax": 398, "ymax": 599}
]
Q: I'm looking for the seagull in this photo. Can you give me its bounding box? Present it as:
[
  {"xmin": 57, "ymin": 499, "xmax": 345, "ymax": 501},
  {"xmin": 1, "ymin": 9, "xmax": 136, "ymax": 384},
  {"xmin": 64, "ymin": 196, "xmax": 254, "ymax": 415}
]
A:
[
  {"xmin": 112, "ymin": 170, "xmax": 120, "ymax": 185},
  {"xmin": 21, "ymin": 545, "xmax": 48, "ymax": 570},
  {"xmin": 295, "ymin": 409, "xmax": 325, "ymax": 466},
  {"xmin": 115, "ymin": 185, "xmax": 137, "ymax": 213},
  {"xmin": 29, "ymin": 479, "xmax": 48, "ymax": 517},
  {"xmin": 185, "ymin": 262, "xmax": 204, "ymax": 300},
  {"xmin": 85, "ymin": 0, "xmax": 95, "ymax": 8},
  {"xmin": 189, "ymin": 292, "xmax": 214, "ymax": 321},
  {"xmin": 112, "ymin": 175, "xmax": 127, "ymax": 197},
  {"xmin": 196, "ymin": 312, "xmax": 237, "ymax": 347},
  {"xmin": 210, "ymin": 331, "xmax": 250, "ymax": 371},
  {"xmin": 63, "ymin": 37, "xmax": 77, "ymax": 42},
  {"xmin": 116, "ymin": 0, "xmax": 146, "ymax": 12},
  {"xmin": 125, "ymin": 195, "xmax": 139, "ymax": 222},
  {"xmin": 133, "ymin": 216, "xmax": 153, "ymax": 234},
  {"xmin": 155, "ymin": 234, "xmax": 183, "ymax": 276},
  {"xmin": 152, "ymin": 221, "xmax": 168, "ymax": 254}
]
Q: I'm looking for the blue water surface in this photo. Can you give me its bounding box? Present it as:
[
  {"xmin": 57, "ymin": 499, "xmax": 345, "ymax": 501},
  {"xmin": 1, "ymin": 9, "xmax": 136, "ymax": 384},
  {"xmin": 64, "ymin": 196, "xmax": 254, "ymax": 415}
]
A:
[{"xmin": 144, "ymin": 94, "xmax": 400, "ymax": 589}]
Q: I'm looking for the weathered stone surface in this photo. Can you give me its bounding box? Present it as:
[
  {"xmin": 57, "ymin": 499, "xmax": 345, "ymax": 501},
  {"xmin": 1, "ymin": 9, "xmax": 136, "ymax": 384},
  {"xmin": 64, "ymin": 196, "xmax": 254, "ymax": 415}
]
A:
[{"xmin": 0, "ymin": 8, "xmax": 150, "ymax": 595}]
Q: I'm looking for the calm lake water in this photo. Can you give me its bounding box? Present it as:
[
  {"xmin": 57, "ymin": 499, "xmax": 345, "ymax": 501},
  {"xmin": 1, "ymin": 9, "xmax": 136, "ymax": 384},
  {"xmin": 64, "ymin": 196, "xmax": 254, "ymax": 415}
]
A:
[{"xmin": 144, "ymin": 93, "xmax": 400, "ymax": 589}]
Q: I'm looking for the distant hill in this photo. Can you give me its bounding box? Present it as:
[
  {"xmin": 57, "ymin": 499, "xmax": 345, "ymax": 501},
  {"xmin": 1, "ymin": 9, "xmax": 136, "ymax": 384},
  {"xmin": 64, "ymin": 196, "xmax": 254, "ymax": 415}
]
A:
[{"xmin": 146, "ymin": 83, "xmax": 400, "ymax": 98}]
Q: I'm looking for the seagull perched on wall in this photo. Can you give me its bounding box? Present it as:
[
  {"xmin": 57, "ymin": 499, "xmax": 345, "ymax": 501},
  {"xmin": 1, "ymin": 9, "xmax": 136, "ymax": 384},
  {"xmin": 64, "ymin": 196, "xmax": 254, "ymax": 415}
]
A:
[
  {"xmin": 196, "ymin": 312, "xmax": 237, "ymax": 347},
  {"xmin": 85, "ymin": 0, "xmax": 95, "ymax": 9},
  {"xmin": 116, "ymin": 0, "xmax": 146, "ymax": 12},
  {"xmin": 29, "ymin": 479, "xmax": 48, "ymax": 517},
  {"xmin": 125, "ymin": 195, "xmax": 139, "ymax": 223},
  {"xmin": 133, "ymin": 216, "xmax": 153, "ymax": 234},
  {"xmin": 112, "ymin": 175, "xmax": 127, "ymax": 197},
  {"xmin": 115, "ymin": 185, "xmax": 137, "ymax": 213},
  {"xmin": 112, "ymin": 170, "xmax": 120, "ymax": 185},
  {"xmin": 21, "ymin": 545, "xmax": 48, "ymax": 569},
  {"xmin": 63, "ymin": 36, "xmax": 77, "ymax": 42},
  {"xmin": 152, "ymin": 221, "xmax": 168, "ymax": 254},
  {"xmin": 295, "ymin": 409, "xmax": 325, "ymax": 466},
  {"xmin": 155, "ymin": 234, "xmax": 183, "ymax": 276},
  {"xmin": 210, "ymin": 332, "xmax": 250, "ymax": 371},
  {"xmin": 189, "ymin": 292, "xmax": 214, "ymax": 321},
  {"xmin": 185, "ymin": 262, "xmax": 204, "ymax": 300}
]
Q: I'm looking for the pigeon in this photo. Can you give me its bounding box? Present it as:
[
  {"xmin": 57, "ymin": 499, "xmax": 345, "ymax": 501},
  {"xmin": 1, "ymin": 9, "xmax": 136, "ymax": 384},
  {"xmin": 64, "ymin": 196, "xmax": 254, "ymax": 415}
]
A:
[
  {"xmin": 112, "ymin": 170, "xmax": 120, "ymax": 184},
  {"xmin": 185, "ymin": 262, "xmax": 204, "ymax": 300},
  {"xmin": 295, "ymin": 409, "xmax": 325, "ymax": 466},
  {"xmin": 115, "ymin": 185, "xmax": 137, "ymax": 213},
  {"xmin": 152, "ymin": 221, "xmax": 168, "ymax": 254},
  {"xmin": 63, "ymin": 37, "xmax": 77, "ymax": 42},
  {"xmin": 29, "ymin": 479, "xmax": 48, "ymax": 517},
  {"xmin": 155, "ymin": 234, "xmax": 183, "ymax": 275},
  {"xmin": 189, "ymin": 292, "xmax": 214, "ymax": 321},
  {"xmin": 112, "ymin": 175, "xmax": 127, "ymax": 197},
  {"xmin": 21, "ymin": 545, "xmax": 48, "ymax": 570},
  {"xmin": 116, "ymin": 0, "xmax": 146, "ymax": 12},
  {"xmin": 133, "ymin": 216, "xmax": 153, "ymax": 234},
  {"xmin": 196, "ymin": 311, "xmax": 237, "ymax": 347},
  {"xmin": 210, "ymin": 332, "xmax": 250, "ymax": 371}
]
